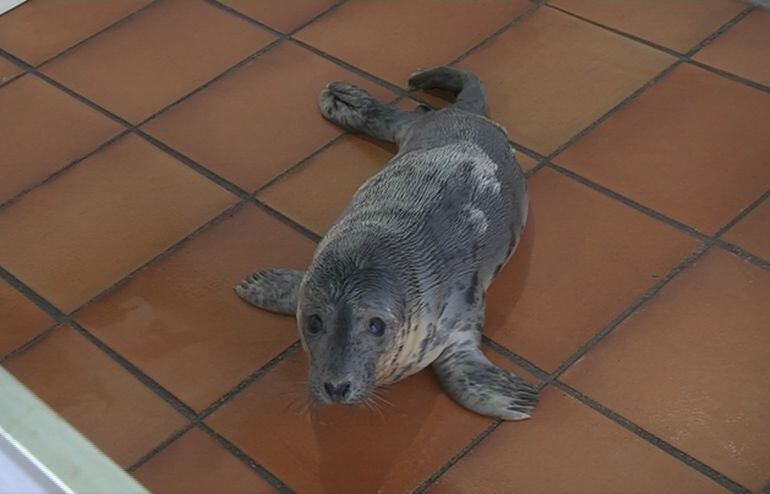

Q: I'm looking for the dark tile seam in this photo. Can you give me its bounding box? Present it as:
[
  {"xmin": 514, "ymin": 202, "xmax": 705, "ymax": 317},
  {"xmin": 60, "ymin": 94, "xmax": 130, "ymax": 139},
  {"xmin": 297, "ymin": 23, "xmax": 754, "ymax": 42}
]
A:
[
  {"xmin": 552, "ymin": 380, "xmax": 752, "ymax": 494},
  {"xmin": 198, "ymin": 422, "xmax": 294, "ymax": 494},
  {"xmin": 0, "ymin": 2, "xmax": 360, "ymax": 213},
  {"xmin": 548, "ymin": 163, "xmax": 770, "ymax": 270},
  {"xmin": 0, "ymin": 263, "xmax": 297, "ymax": 491},
  {"xmin": 125, "ymin": 341, "xmax": 303, "ymax": 494},
  {"xmin": 547, "ymin": 3, "xmax": 769, "ymax": 95},
  {"xmin": 0, "ymin": 70, "xmax": 25, "ymax": 90},
  {"xmin": 127, "ymin": 341, "xmax": 302, "ymax": 473},
  {"xmin": 0, "ymin": 128, "xmax": 131, "ymax": 211},
  {"xmin": 714, "ymin": 188, "xmax": 770, "ymax": 238},
  {"xmin": 0, "ymin": 0, "xmax": 158, "ymax": 71}
]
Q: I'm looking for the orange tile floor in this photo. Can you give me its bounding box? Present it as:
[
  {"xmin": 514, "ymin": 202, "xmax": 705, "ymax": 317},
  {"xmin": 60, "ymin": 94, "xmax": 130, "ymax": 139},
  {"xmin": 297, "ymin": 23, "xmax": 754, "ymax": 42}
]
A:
[{"xmin": 1, "ymin": 1, "xmax": 769, "ymax": 493}]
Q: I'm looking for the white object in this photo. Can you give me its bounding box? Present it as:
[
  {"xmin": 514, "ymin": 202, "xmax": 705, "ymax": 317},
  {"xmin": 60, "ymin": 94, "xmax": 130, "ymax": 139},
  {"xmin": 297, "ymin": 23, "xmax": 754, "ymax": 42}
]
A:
[{"xmin": 0, "ymin": 367, "xmax": 148, "ymax": 494}]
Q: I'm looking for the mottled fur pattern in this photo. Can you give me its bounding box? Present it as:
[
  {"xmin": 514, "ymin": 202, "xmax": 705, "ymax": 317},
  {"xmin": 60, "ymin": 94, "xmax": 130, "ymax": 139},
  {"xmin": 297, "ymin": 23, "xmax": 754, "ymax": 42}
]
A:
[{"xmin": 236, "ymin": 66, "xmax": 537, "ymax": 419}]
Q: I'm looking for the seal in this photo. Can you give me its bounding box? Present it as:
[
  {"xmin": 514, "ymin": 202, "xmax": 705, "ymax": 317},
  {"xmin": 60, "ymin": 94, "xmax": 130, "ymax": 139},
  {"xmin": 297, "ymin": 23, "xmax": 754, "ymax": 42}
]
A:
[{"xmin": 236, "ymin": 66, "xmax": 537, "ymax": 420}]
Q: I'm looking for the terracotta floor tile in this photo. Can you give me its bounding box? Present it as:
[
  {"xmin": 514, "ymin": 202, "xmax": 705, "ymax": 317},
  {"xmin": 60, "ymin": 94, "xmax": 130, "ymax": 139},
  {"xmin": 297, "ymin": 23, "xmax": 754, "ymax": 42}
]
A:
[
  {"xmin": 555, "ymin": 64, "xmax": 770, "ymax": 234},
  {"xmin": 562, "ymin": 248, "xmax": 770, "ymax": 491},
  {"xmin": 550, "ymin": 1, "xmax": 745, "ymax": 53},
  {"xmin": 207, "ymin": 349, "xmax": 527, "ymax": 494},
  {"xmin": 431, "ymin": 388, "xmax": 725, "ymax": 494},
  {"xmin": 0, "ymin": 56, "xmax": 21, "ymax": 83},
  {"xmin": 456, "ymin": 7, "xmax": 674, "ymax": 155},
  {"xmin": 0, "ymin": 134, "xmax": 236, "ymax": 313},
  {"xmin": 41, "ymin": 0, "xmax": 275, "ymax": 123},
  {"xmin": 221, "ymin": 0, "xmax": 337, "ymax": 33},
  {"xmin": 0, "ymin": 281, "xmax": 52, "ymax": 356},
  {"xmin": 0, "ymin": 0, "xmax": 150, "ymax": 66},
  {"xmin": 695, "ymin": 10, "xmax": 770, "ymax": 87},
  {"xmin": 133, "ymin": 428, "xmax": 276, "ymax": 494},
  {"xmin": 723, "ymin": 199, "xmax": 770, "ymax": 261},
  {"xmin": 0, "ymin": 75, "xmax": 123, "ymax": 203},
  {"xmin": 486, "ymin": 168, "xmax": 697, "ymax": 371},
  {"xmin": 3, "ymin": 324, "xmax": 186, "ymax": 467},
  {"xmin": 143, "ymin": 42, "xmax": 393, "ymax": 192},
  {"xmin": 258, "ymin": 135, "xmax": 393, "ymax": 235},
  {"xmin": 76, "ymin": 205, "xmax": 315, "ymax": 411},
  {"xmin": 294, "ymin": 0, "xmax": 531, "ymax": 85}
]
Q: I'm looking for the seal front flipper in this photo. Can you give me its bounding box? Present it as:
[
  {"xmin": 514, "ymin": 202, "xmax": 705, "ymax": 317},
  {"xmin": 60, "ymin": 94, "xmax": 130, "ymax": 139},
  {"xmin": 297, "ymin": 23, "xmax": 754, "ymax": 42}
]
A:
[
  {"xmin": 234, "ymin": 268, "xmax": 304, "ymax": 316},
  {"xmin": 432, "ymin": 342, "xmax": 538, "ymax": 420},
  {"xmin": 318, "ymin": 81, "xmax": 418, "ymax": 143}
]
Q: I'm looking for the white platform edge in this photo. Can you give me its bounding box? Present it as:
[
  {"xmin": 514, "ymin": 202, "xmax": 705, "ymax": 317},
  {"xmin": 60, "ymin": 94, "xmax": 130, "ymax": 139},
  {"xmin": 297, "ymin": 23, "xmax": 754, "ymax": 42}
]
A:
[{"xmin": 0, "ymin": 367, "xmax": 148, "ymax": 494}]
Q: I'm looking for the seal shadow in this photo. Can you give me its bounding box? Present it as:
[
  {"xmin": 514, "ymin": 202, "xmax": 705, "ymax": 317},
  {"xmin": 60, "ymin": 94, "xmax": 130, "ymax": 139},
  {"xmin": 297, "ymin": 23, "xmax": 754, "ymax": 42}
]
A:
[
  {"xmin": 486, "ymin": 201, "xmax": 536, "ymax": 330},
  {"xmin": 308, "ymin": 365, "xmax": 441, "ymax": 494}
]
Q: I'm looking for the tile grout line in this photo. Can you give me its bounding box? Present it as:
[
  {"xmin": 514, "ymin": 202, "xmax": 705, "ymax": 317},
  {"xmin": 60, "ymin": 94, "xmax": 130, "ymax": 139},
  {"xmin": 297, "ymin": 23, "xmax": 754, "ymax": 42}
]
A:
[
  {"xmin": 0, "ymin": 0, "xmax": 159, "ymax": 79},
  {"xmin": 549, "ymin": 243, "xmax": 711, "ymax": 379},
  {"xmin": 714, "ymin": 188, "xmax": 770, "ymax": 238},
  {"xmin": 126, "ymin": 341, "xmax": 302, "ymax": 485},
  {"xmin": 551, "ymin": 381, "xmax": 753, "ymax": 493},
  {"xmin": 547, "ymin": 163, "xmax": 770, "ymax": 270},
  {"xmin": 198, "ymin": 423, "xmax": 294, "ymax": 494}
]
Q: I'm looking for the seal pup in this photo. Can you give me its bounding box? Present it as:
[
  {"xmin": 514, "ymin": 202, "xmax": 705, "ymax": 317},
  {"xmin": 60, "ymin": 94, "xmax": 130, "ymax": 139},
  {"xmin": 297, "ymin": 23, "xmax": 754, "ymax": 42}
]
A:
[{"xmin": 236, "ymin": 66, "xmax": 537, "ymax": 420}]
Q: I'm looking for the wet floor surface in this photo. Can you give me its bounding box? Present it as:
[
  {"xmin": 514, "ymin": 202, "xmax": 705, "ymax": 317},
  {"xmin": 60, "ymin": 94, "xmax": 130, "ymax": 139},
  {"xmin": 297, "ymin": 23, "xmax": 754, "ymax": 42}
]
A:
[{"xmin": 1, "ymin": 1, "xmax": 769, "ymax": 493}]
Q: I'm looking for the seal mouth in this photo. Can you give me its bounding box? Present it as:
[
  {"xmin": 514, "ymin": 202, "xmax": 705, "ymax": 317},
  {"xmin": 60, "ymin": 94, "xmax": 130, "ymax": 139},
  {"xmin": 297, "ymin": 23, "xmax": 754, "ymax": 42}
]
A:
[{"xmin": 309, "ymin": 379, "xmax": 375, "ymax": 406}]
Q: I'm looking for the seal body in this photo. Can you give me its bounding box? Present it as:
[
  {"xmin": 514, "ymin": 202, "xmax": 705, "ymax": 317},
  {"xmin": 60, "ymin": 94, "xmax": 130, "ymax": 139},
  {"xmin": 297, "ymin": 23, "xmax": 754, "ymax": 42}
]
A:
[{"xmin": 237, "ymin": 67, "xmax": 537, "ymax": 420}]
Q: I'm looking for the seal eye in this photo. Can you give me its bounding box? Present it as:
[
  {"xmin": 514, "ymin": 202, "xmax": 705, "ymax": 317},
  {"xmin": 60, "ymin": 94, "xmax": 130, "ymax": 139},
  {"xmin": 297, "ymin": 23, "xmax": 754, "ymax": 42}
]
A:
[
  {"xmin": 307, "ymin": 315, "xmax": 323, "ymax": 334},
  {"xmin": 368, "ymin": 317, "xmax": 386, "ymax": 337}
]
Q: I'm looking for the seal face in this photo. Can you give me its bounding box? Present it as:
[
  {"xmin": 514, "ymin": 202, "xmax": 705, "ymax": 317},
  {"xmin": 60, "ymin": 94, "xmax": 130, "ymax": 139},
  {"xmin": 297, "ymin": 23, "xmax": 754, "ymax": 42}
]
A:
[{"xmin": 236, "ymin": 67, "xmax": 538, "ymax": 420}]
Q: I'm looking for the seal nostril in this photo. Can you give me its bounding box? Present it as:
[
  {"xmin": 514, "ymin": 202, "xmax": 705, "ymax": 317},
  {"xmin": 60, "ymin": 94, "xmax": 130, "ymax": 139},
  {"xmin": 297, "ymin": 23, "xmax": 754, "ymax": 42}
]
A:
[{"xmin": 323, "ymin": 382, "xmax": 352, "ymax": 400}]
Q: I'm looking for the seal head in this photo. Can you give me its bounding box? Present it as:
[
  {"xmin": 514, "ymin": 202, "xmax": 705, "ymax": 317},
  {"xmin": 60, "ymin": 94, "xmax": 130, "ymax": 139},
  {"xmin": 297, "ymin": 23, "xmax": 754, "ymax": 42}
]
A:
[{"xmin": 297, "ymin": 239, "xmax": 406, "ymax": 404}]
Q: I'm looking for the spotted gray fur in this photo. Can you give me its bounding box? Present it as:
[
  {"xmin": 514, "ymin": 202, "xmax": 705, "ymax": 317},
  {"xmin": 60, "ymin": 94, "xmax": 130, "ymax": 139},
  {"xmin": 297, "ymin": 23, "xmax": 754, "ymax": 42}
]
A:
[{"xmin": 235, "ymin": 66, "xmax": 537, "ymax": 419}]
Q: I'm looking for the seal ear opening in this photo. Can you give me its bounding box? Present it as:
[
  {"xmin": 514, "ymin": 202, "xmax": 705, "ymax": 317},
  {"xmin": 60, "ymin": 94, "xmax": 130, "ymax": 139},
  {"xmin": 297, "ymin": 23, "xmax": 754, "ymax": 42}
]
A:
[{"xmin": 234, "ymin": 268, "xmax": 305, "ymax": 316}]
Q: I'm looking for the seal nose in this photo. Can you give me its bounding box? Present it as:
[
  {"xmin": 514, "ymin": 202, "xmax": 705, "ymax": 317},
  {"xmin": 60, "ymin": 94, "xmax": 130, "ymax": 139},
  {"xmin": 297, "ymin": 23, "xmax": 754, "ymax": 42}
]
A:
[{"xmin": 323, "ymin": 381, "xmax": 351, "ymax": 401}]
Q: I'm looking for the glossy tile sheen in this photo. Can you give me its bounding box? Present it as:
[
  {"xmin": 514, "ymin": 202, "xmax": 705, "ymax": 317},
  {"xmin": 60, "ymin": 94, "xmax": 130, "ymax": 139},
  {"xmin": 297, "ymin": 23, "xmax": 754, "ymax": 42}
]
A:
[
  {"xmin": 431, "ymin": 388, "xmax": 725, "ymax": 494},
  {"xmin": 295, "ymin": 0, "xmax": 531, "ymax": 85},
  {"xmin": 144, "ymin": 42, "xmax": 393, "ymax": 192},
  {"xmin": 485, "ymin": 168, "xmax": 697, "ymax": 371},
  {"xmin": 0, "ymin": 134, "xmax": 236, "ymax": 312},
  {"xmin": 0, "ymin": 0, "xmax": 150, "ymax": 65},
  {"xmin": 457, "ymin": 7, "xmax": 675, "ymax": 154},
  {"xmin": 563, "ymin": 249, "xmax": 770, "ymax": 491},
  {"xmin": 550, "ymin": 0, "xmax": 745, "ymax": 52},
  {"xmin": 695, "ymin": 9, "xmax": 770, "ymax": 87},
  {"xmin": 0, "ymin": 281, "xmax": 52, "ymax": 356},
  {"xmin": 0, "ymin": 56, "xmax": 21, "ymax": 83},
  {"xmin": 4, "ymin": 324, "xmax": 186, "ymax": 467},
  {"xmin": 723, "ymin": 199, "xmax": 770, "ymax": 261},
  {"xmin": 76, "ymin": 206, "xmax": 315, "ymax": 411},
  {"xmin": 208, "ymin": 349, "xmax": 526, "ymax": 494},
  {"xmin": 556, "ymin": 64, "xmax": 770, "ymax": 234},
  {"xmin": 259, "ymin": 135, "xmax": 393, "ymax": 235},
  {"xmin": 0, "ymin": 75, "xmax": 123, "ymax": 204},
  {"xmin": 221, "ymin": 0, "xmax": 337, "ymax": 33},
  {"xmin": 133, "ymin": 428, "xmax": 276, "ymax": 494},
  {"xmin": 42, "ymin": 0, "xmax": 275, "ymax": 123}
]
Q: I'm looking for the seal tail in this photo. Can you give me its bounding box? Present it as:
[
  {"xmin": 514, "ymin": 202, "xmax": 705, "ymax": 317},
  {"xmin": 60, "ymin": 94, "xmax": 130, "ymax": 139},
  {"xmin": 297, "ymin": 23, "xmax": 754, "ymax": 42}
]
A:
[{"xmin": 408, "ymin": 66, "xmax": 488, "ymax": 116}]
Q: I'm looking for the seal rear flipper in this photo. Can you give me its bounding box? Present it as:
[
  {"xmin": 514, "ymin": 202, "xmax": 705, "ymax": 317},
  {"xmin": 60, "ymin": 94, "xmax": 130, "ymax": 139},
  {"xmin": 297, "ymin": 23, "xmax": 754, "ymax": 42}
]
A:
[
  {"xmin": 234, "ymin": 268, "xmax": 305, "ymax": 316},
  {"xmin": 318, "ymin": 82, "xmax": 418, "ymax": 143},
  {"xmin": 432, "ymin": 343, "xmax": 538, "ymax": 420},
  {"xmin": 408, "ymin": 66, "xmax": 488, "ymax": 116}
]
